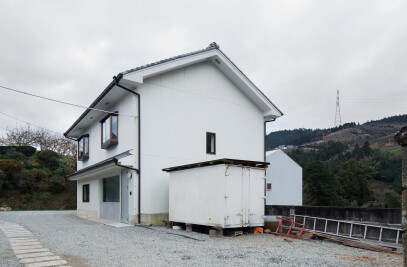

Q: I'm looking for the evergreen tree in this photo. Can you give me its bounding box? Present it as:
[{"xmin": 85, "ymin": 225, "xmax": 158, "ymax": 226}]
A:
[
  {"xmin": 336, "ymin": 159, "xmax": 373, "ymax": 206},
  {"xmin": 303, "ymin": 161, "xmax": 344, "ymax": 206}
]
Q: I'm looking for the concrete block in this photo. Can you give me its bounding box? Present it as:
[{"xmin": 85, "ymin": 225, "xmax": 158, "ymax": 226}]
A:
[
  {"xmin": 209, "ymin": 229, "xmax": 217, "ymax": 237},
  {"xmin": 186, "ymin": 224, "xmax": 192, "ymax": 232},
  {"xmin": 216, "ymin": 229, "xmax": 224, "ymax": 237}
]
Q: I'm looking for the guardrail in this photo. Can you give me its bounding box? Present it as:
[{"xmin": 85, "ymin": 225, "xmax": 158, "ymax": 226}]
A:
[{"xmin": 292, "ymin": 214, "xmax": 402, "ymax": 244}]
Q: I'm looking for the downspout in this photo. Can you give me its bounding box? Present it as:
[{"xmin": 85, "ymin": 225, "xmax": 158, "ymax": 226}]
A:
[
  {"xmin": 114, "ymin": 75, "xmax": 142, "ymax": 224},
  {"xmin": 264, "ymin": 118, "xmax": 275, "ymax": 211},
  {"xmin": 264, "ymin": 119, "xmax": 276, "ymax": 162}
]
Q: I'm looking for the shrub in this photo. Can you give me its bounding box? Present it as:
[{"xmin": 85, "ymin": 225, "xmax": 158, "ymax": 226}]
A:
[
  {"xmin": 38, "ymin": 150, "xmax": 59, "ymax": 162},
  {"xmin": 0, "ymin": 146, "xmax": 36, "ymax": 157},
  {"xmin": 0, "ymin": 159, "xmax": 24, "ymax": 177},
  {"xmin": 5, "ymin": 149, "xmax": 25, "ymax": 160},
  {"xmin": 0, "ymin": 170, "xmax": 5, "ymax": 192},
  {"xmin": 384, "ymin": 190, "xmax": 401, "ymax": 208},
  {"xmin": 46, "ymin": 157, "xmax": 60, "ymax": 171},
  {"xmin": 49, "ymin": 176, "xmax": 64, "ymax": 194}
]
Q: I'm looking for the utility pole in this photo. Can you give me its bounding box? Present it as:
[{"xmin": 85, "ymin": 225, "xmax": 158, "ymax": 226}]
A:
[
  {"xmin": 334, "ymin": 89, "xmax": 342, "ymax": 127},
  {"xmin": 395, "ymin": 126, "xmax": 407, "ymax": 266}
]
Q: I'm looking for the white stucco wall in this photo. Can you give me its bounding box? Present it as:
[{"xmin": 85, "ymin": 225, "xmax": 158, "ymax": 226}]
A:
[
  {"xmin": 138, "ymin": 61, "xmax": 265, "ymax": 214},
  {"xmin": 77, "ymin": 178, "xmax": 101, "ymax": 218},
  {"xmin": 266, "ymin": 150, "xmax": 302, "ymax": 206},
  {"xmin": 76, "ymin": 93, "xmax": 137, "ymax": 170},
  {"xmin": 73, "ymin": 60, "xmax": 268, "ymax": 219}
]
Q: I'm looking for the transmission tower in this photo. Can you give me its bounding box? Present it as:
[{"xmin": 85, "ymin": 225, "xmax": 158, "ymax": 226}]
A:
[{"xmin": 334, "ymin": 89, "xmax": 342, "ymax": 127}]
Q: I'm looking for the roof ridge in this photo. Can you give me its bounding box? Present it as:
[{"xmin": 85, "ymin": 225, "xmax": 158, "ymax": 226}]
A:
[{"xmin": 121, "ymin": 42, "xmax": 220, "ymax": 75}]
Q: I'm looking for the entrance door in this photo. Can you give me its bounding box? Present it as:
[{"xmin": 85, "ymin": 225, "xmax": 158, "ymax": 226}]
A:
[
  {"xmin": 100, "ymin": 176, "xmax": 120, "ymax": 221},
  {"xmin": 121, "ymin": 170, "xmax": 129, "ymax": 223}
]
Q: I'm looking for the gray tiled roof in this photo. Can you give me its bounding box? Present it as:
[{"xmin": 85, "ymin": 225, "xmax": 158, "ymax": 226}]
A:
[
  {"xmin": 120, "ymin": 42, "xmax": 283, "ymax": 116},
  {"xmin": 64, "ymin": 42, "xmax": 282, "ymax": 137},
  {"xmin": 120, "ymin": 42, "xmax": 220, "ymax": 75}
]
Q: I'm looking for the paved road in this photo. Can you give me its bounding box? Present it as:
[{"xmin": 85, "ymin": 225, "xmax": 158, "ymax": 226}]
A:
[{"xmin": 0, "ymin": 211, "xmax": 402, "ymax": 266}]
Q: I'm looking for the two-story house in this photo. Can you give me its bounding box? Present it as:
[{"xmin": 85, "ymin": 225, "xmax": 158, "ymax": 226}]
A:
[{"xmin": 65, "ymin": 42, "xmax": 283, "ymax": 225}]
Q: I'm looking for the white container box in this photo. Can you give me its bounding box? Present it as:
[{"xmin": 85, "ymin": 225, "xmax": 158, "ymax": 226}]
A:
[{"xmin": 163, "ymin": 159, "xmax": 268, "ymax": 228}]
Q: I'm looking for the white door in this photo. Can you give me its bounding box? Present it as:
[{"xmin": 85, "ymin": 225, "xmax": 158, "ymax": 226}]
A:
[
  {"xmin": 224, "ymin": 166, "xmax": 244, "ymax": 228},
  {"xmin": 247, "ymin": 168, "xmax": 265, "ymax": 226}
]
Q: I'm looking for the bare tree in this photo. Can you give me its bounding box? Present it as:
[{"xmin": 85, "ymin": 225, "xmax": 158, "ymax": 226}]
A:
[{"xmin": 0, "ymin": 126, "xmax": 77, "ymax": 156}]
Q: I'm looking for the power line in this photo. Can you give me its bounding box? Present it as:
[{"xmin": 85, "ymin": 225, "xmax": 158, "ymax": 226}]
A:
[
  {"xmin": 0, "ymin": 111, "xmax": 64, "ymax": 136},
  {"xmin": 0, "ymin": 85, "xmax": 135, "ymax": 117}
]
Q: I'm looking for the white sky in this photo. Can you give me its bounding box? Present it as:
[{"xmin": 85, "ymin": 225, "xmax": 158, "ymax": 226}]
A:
[{"xmin": 0, "ymin": 0, "xmax": 406, "ymax": 135}]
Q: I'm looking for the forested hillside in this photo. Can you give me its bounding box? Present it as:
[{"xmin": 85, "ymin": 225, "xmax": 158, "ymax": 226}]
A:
[
  {"xmin": 266, "ymin": 114, "xmax": 407, "ymax": 208},
  {"xmin": 266, "ymin": 114, "xmax": 407, "ymax": 149},
  {"xmin": 0, "ymin": 146, "xmax": 76, "ymax": 210},
  {"xmin": 287, "ymin": 141, "xmax": 401, "ymax": 208},
  {"xmin": 0, "ymin": 127, "xmax": 77, "ymax": 210}
]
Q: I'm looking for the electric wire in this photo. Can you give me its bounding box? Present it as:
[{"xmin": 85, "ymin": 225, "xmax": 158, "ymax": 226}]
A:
[
  {"xmin": 0, "ymin": 85, "xmax": 135, "ymax": 117},
  {"xmin": 0, "ymin": 111, "xmax": 64, "ymax": 136}
]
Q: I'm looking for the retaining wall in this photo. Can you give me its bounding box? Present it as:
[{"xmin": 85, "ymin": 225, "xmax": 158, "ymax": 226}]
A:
[{"xmin": 266, "ymin": 205, "xmax": 401, "ymax": 225}]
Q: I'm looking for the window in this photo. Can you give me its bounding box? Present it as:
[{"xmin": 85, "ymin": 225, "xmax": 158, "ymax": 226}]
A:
[
  {"xmin": 83, "ymin": 184, "xmax": 90, "ymax": 202},
  {"xmin": 100, "ymin": 114, "xmax": 118, "ymax": 149},
  {"xmin": 78, "ymin": 135, "xmax": 89, "ymax": 161},
  {"xmin": 266, "ymin": 183, "xmax": 272, "ymax": 191},
  {"xmin": 103, "ymin": 176, "xmax": 120, "ymax": 202},
  {"xmin": 206, "ymin": 132, "xmax": 216, "ymax": 154}
]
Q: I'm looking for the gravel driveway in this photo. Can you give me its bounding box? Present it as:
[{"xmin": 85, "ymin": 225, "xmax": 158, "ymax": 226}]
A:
[{"xmin": 0, "ymin": 211, "xmax": 402, "ymax": 266}]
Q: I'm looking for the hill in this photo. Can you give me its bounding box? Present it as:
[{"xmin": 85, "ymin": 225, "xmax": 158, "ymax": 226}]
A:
[
  {"xmin": 266, "ymin": 114, "xmax": 407, "ymax": 150},
  {"xmin": 0, "ymin": 146, "xmax": 76, "ymax": 210}
]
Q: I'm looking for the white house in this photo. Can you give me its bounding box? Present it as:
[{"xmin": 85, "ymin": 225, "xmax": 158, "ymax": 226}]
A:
[
  {"xmin": 265, "ymin": 150, "xmax": 302, "ymax": 206},
  {"xmin": 65, "ymin": 42, "xmax": 283, "ymax": 225}
]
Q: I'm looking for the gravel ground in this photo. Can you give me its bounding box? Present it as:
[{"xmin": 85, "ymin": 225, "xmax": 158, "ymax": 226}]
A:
[{"xmin": 0, "ymin": 210, "xmax": 402, "ymax": 266}]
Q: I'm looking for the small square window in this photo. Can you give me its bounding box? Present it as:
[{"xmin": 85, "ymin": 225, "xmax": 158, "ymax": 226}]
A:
[
  {"xmin": 266, "ymin": 183, "xmax": 272, "ymax": 191},
  {"xmin": 206, "ymin": 132, "xmax": 216, "ymax": 154},
  {"xmin": 100, "ymin": 114, "xmax": 118, "ymax": 149},
  {"xmin": 83, "ymin": 184, "xmax": 90, "ymax": 202},
  {"xmin": 78, "ymin": 135, "xmax": 89, "ymax": 161}
]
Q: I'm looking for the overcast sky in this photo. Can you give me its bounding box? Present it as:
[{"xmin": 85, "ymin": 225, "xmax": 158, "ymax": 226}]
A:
[{"xmin": 0, "ymin": 0, "xmax": 406, "ymax": 136}]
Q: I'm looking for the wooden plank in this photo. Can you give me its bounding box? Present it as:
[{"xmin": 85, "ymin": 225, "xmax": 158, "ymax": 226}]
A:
[{"xmin": 305, "ymin": 230, "xmax": 401, "ymax": 255}]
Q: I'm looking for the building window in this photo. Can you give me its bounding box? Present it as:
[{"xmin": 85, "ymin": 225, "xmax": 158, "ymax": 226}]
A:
[
  {"xmin": 103, "ymin": 176, "xmax": 120, "ymax": 202},
  {"xmin": 83, "ymin": 184, "xmax": 90, "ymax": 202},
  {"xmin": 266, "ymin": 183, "xmax": 272, "ymax": 191},
  {"xmin": 206, "ymin": 132, "xmax": 216, "ymax": 154},
  {"xmin": 78, "ymin": 135, "xmax": 89, "ymax": 161},
  {"xmin": 100, "ymin": 114, "xmax": 118, "ymax": 149}
]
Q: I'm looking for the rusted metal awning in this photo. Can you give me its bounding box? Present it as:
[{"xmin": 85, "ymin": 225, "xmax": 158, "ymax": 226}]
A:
[{"xmin": 162, "ymin": 158, "xmax": 269, "ymax": 172}]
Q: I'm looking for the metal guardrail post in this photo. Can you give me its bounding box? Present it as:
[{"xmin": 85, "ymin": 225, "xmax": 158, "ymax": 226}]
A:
[
  {"xmin": 364, "ymin": 225, "xmax": 367, "ymax": 239},
  {"xmin": 349, "ymin": 223, "xmax": 353, "ymax": 237}
]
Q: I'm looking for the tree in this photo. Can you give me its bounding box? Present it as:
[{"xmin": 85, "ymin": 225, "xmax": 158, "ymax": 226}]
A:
[
  {"xmin": 0, "ymin": 127, "xmax": 76, "ymax": 156},
  {"xmin": 384, "ymin": 190, "xmax": 401, "ymax": 208},
  {"xmin": 303, "ymin": 161, "xmax": 344, "ymax": 206},
  {"xmin": 336, "ymin": 159, "xmax": 374, "ymax": 206}
]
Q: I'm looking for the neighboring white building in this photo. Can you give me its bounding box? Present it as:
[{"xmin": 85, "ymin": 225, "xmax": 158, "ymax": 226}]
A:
[
  {"xmin": 265, "ymin": 150, "xmax": 302, "ymax": 206},
  {"xmin": 65, "ymin": 42, "xmax": 283, "ymax": 225}
]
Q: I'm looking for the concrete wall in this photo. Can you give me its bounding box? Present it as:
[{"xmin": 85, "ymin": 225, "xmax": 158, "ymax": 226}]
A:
[
  {"xmin": 266, "ymin": 205, "xmax": 402, "ymax": 225},
  {"xmin": 266, "ymin": 150, "xmax": 302, "ymax": 206}
]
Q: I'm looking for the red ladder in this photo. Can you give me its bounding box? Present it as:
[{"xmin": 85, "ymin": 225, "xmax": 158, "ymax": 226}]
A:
[{"xmin": 274, "ymin": 216, "xmax": 305, "ymax": 238}]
